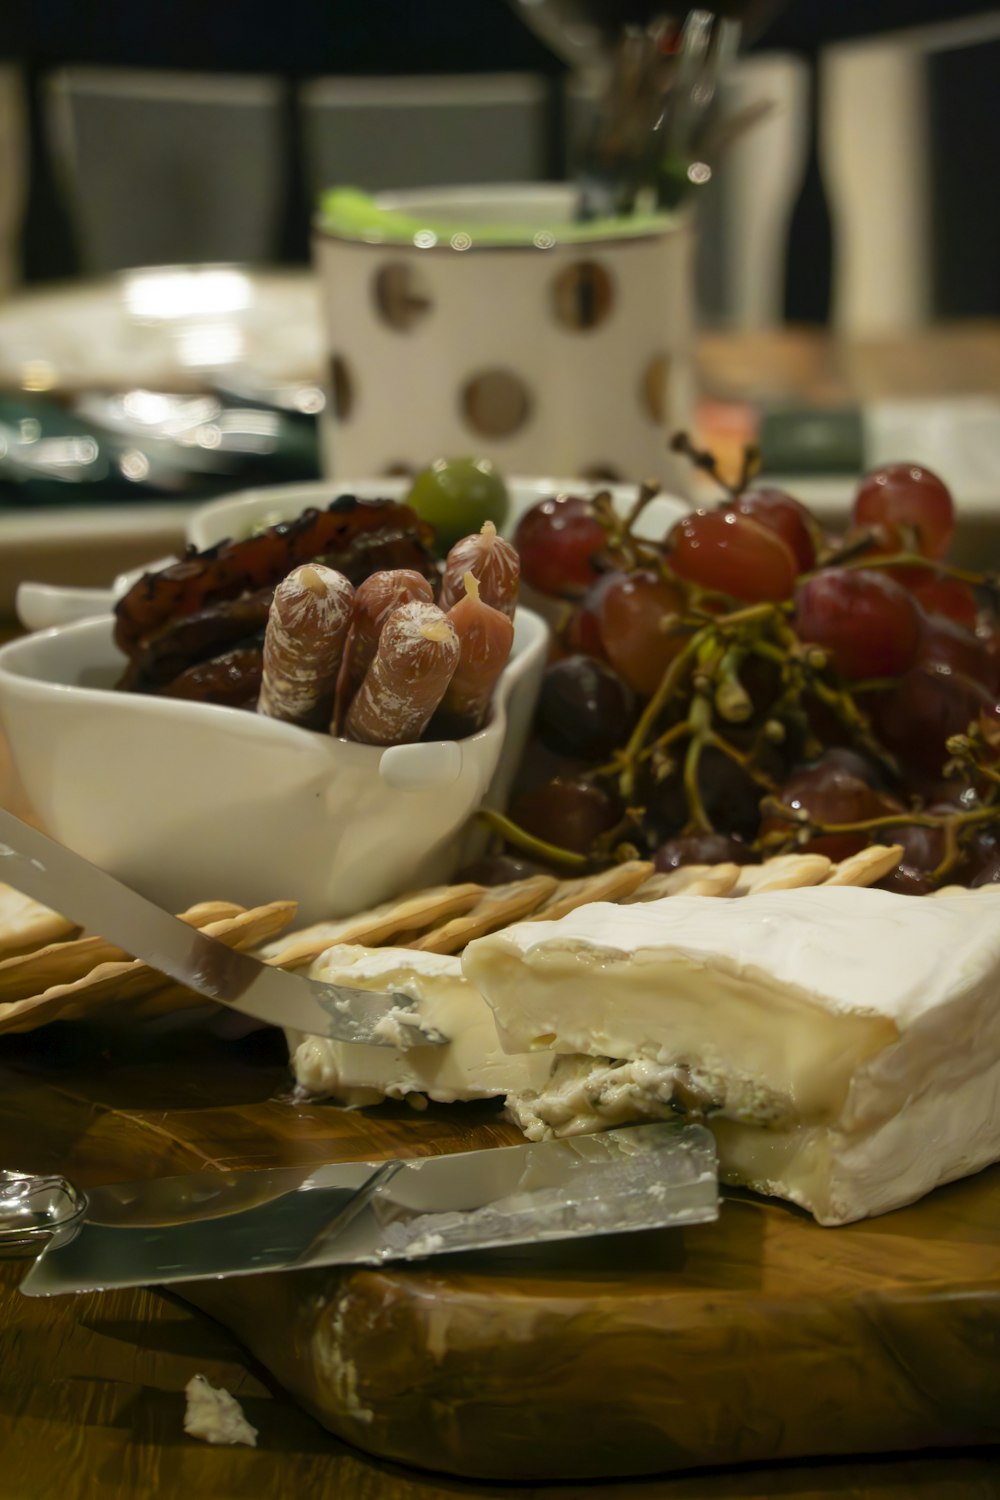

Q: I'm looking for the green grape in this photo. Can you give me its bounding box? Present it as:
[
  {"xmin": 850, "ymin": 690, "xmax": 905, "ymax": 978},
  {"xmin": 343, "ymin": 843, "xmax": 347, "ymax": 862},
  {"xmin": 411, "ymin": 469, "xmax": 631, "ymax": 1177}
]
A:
[{"xmin": 405, "ymin": 458, "xmax": 510, "ymax": 555}]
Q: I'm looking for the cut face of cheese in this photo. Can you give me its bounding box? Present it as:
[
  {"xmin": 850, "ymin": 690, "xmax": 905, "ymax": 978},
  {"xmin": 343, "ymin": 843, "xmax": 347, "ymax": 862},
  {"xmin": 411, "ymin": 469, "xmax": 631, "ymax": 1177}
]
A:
[
  {"xmin": 286, "ymin": 945, "xmax": 556, "ymax": 1106},
  {"xmin": 463, "ymin": 885, "xmax": 1000, "ymax": 1223}
]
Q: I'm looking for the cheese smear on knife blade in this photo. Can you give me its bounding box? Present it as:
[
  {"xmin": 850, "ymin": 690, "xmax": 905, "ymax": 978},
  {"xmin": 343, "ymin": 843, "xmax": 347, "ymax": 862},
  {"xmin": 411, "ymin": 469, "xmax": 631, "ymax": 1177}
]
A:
[
  {"xmin": 462, "ymin": 885, "xmax": 1000, "ymax": 1224},
  {"xmin": 286, "ymin": 945, "xmax": 556, "ymax": 1105}
]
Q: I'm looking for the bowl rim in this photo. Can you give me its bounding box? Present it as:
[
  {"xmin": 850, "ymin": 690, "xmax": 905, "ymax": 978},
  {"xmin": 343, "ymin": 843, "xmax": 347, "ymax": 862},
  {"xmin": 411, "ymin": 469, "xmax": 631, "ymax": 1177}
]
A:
[{"xmin": 0, "ymin": 607, "xmax": 549, "ymax": 762}]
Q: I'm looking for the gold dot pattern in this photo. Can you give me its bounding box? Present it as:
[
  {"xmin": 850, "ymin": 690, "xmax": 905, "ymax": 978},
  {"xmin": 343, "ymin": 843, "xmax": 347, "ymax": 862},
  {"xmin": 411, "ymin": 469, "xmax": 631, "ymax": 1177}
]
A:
[{"xmin": 461, "ymin": 370, "xmax": 532, "ymax": 439}]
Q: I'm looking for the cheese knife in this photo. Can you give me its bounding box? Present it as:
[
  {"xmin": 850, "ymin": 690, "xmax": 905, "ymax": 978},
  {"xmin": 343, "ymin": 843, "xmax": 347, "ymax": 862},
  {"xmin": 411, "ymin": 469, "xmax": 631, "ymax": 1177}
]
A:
[
  {"xmin": 1, "ymin": 1122, "xmax": 719, "ymax": 1295},
  {"xmin": 0, "ymin": 808, "xmax": 445, "ymax": 1046}
]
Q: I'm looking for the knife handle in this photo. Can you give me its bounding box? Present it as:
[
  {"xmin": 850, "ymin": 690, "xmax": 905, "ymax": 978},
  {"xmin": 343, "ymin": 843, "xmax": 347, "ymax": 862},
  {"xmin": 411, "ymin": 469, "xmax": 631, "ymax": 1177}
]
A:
[{"xmin": 0, "ymin": 1170, "xmax": 88, "ymax": 1260}]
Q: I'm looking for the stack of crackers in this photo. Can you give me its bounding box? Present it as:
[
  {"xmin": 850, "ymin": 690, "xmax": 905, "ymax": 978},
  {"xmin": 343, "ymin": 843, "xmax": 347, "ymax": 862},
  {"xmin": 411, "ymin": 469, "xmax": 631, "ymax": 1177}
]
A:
[{"xmin": 0, "ymin": 844, "xmax": 905, "ymax": 1037}]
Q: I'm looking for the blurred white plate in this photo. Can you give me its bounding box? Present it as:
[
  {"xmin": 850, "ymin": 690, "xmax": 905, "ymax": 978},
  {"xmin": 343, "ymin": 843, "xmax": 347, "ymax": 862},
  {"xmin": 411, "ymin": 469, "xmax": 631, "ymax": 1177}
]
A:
[{"xmin": 0, "ymin": 265, "xmax": 323, "ymax": 394}]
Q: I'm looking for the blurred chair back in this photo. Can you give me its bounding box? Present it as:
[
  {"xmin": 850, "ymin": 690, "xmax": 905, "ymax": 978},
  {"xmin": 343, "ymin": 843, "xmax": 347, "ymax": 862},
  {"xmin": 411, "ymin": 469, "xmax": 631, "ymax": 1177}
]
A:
[
  {"xmin": 695, "ymin": 53, "xmax": 809, "ymax": 328},
  {"xmin": 0, "ymin": 66, "xmax": 27, "ymax": 299},
  {"xmin": 822, "ymin": 11, "xmax": 1000, "ymax": 335},
  {"xmin": 45, "ymin": 67, "xmax": 284, "ymax": 272},
  {"xmin": 300, "ymin": 73, "xmax": 549, "ymax": 200}
]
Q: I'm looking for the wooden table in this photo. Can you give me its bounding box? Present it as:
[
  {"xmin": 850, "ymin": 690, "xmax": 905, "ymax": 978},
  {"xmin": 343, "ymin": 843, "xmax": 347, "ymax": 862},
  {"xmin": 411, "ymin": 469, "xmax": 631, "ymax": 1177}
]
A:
[
  {"xmin": 698, "ymin": 321, "xmax": 1000, "ymax": 404},
  {"xmin": 3, "ymin": 323, "xmax": 1000, "ymax": 1497}
]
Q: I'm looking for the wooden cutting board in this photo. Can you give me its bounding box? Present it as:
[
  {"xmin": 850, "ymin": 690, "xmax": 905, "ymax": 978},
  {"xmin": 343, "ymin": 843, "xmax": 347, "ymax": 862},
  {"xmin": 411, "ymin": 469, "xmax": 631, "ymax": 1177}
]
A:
[{"xmin": 1, "ymin": 1023, "xmax": 999, "ymax": 1486}]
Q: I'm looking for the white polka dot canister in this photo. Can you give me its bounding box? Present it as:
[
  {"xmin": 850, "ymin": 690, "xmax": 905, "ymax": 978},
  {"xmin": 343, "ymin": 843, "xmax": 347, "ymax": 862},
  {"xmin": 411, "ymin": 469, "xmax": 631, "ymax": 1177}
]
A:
[{"xmin": 312, "ymin": 185, "xmax": 696, "ymax": 491}]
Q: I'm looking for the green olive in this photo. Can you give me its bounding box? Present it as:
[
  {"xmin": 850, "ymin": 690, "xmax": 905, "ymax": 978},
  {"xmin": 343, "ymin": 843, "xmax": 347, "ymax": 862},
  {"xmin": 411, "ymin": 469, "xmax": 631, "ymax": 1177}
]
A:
[{"xmin": 405, "ymin": 457, "xmax": 510, "ymax": 555}]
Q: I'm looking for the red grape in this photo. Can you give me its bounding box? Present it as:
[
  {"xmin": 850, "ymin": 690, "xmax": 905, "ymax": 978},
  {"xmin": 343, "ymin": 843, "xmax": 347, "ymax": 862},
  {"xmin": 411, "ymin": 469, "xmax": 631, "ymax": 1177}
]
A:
[
  {"xmin": 917, "ymin": 614, "xmax": 995, "ymax": 690},
  {"xmin": 909, "ymin": 575, "xmax": 978, "ymax": 630},
  {"xmin": 592, "ymin": 570, "xmax": 687, "ymax": 697},
  {"xmin": 723, "ymin": 487, "xmax": 820, "ymax": 572},
  {"xmin": 853, "ymin": 463, "xmax": 955, "ymax": 560},
  {"xmin": 653, "ymin": 832, "xmax": 754, "ymax": 870},
  {"xmin": 793, "ymin": 568, "xmax": 921, "ymax": 679},
  {"xmin": 514, "ymin": 495, "xmax": 607, "ymax": 598},
  {"xmin": 536, "ymin": 656, "xmax": 636, "ymax": 760},
  {"xmin": 509, "ymin": 778, "xmax": 621, "ymax": 855},
  {"xmin": 668, "ymin": 509, "xmax": 798, "ymax": 603}
]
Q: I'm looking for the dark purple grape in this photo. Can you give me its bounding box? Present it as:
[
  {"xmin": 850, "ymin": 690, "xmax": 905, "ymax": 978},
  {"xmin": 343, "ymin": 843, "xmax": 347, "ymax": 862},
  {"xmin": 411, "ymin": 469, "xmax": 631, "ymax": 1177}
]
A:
[
  {"xmin": 536, "ymin": 655, "xmax": 636, "ymax": 760},
  {"xmin": 971, "ymin": 851, "xmax": 1000, "ymax": 887},
  {"xmin": 871, "ymin": 665, "xmax": 997, "ymax": 777},
  {"xmin": 646, "ymin": 747, "xmax": 767, "ymax": 845},
  {"xmin": 509, "ymin": 779, "xmax": 621, "ymax": 856},
  {"xmin": 872, "ymin": 820, "xmax": 946, "ymax": 872},
  {"xmin": 693, "ymin": 747, "xmax": 764, "ymax": 841},
  {"xmin": 761, "ymin": 760, "xmax": 905, "ymax": 861},
  {"xmin": 797, "ymin": 746, "xmax": 892, "ymax": 792},
  {"xmin": 653, "ymin": 832, "xmax": 754, "ymax": 870},
  {"xmin": 457, "ymin": 854, "xmax": 556, "ymax": 885},
  {"xmin": 875, "ymin": 865, "xmax": 936, "ymax": 896}
]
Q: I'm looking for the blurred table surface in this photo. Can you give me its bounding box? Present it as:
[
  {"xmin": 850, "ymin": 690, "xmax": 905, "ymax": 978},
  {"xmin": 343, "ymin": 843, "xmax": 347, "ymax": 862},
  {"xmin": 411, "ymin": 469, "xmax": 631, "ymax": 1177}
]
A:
[
  {"xmin": 3, "ymin": 320, "xmax": 1000, "ymax": 1499},
  {"xmin": 698, "ymin": 320, "xmax": 1000, "ymax": 404}
]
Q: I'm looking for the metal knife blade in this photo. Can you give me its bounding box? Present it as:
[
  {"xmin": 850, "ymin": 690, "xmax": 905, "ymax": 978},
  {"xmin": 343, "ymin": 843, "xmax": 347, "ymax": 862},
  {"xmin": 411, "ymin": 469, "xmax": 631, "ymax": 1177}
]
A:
[
  {"xmin": 0, "ymin": 809, "xmax": 443, "ymax": 1046},
  {"xmin": 8, "ymin": 1122, "xmax": 719, "ymax": 1295}
]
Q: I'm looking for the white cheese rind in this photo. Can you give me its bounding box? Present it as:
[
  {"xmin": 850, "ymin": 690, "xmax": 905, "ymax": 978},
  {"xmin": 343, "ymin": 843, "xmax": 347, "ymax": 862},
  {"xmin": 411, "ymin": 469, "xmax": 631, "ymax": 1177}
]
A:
[
  {"xmin": 467, "ymin": 886, "xmax": 1000, "ymax": 1223},
  {"xmin": 286, "ymin": 945, "xmax": 555, "ymax": 1105}
]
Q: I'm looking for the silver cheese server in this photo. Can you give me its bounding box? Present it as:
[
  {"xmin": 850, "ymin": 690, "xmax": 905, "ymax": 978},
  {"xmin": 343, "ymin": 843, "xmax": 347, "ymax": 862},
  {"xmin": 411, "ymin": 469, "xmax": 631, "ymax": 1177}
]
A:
[
  {"xmin": 2, "ymin": 1122, "xmax": 720, "ymax": 1295},
  {"xmin": 0, "ymin": 808, "xmax": 444, "ymax": 1046}
]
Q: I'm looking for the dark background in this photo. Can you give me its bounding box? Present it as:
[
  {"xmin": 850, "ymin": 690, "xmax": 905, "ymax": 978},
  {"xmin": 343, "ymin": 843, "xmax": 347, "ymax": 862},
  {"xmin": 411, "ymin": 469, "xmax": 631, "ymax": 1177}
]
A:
[{"xmin": 5, "ymin": 0, "xmax": 1000, "ymax": 322}]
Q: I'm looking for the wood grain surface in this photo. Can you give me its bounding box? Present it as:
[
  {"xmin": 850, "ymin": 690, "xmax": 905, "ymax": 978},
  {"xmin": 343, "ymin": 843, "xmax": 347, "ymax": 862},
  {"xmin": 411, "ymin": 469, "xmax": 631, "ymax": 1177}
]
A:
[{"xmin": 1, "ymin": 1023, "xmax": 998, "ymax": 1497}]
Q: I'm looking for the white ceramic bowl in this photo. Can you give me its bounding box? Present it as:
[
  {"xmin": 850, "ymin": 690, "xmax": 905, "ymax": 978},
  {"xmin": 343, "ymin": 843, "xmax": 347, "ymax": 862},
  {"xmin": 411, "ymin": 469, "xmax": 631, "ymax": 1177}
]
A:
[{"xmin": 0, "ymin": 610, "xmax": 548, "ymax": 924}]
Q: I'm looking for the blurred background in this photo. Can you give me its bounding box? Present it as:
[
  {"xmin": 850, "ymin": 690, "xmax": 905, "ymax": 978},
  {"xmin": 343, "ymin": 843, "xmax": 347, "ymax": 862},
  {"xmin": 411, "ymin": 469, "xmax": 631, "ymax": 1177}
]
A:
[
  {"xmin": 1, "ymin": 0, "xmax": 1000, "ymax": 602},
  {"xmin": 4, "ymin": 0, "xmax": 1000, "ymax": 321}
]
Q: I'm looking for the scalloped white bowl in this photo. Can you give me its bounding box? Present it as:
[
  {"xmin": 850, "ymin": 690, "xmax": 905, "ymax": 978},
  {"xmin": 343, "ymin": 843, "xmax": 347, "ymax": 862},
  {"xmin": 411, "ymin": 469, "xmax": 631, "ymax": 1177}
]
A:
[{"xmin": 0, "ymin": 610, "xmax": 547, "ymax": 924}]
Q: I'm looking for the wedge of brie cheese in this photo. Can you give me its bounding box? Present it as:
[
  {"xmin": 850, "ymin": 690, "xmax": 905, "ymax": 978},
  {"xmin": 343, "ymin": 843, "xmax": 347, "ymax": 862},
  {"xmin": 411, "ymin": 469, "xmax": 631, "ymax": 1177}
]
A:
[
  {"xmin": 286, "ymin": 945, "xmax": 557, "ymax": 1106},
  {"xmin": 463, "ymin": 886, "xmax": 1000, "ymax": 1224}
]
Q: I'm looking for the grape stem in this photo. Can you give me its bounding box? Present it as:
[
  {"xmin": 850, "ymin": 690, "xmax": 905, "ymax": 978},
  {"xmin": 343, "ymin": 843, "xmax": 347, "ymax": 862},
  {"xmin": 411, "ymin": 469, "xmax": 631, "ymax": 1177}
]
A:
[
  {"xmin": 622, "ymin": 478, "xmax": 662, "ymax": 533},
  {"xmin": 475, "ymin": 810, "xmax": 588, "ymax": 869},
  {"xmin": 812, "ymin": 547, "xmax": 999, "ymax": 593},
  {"xmin": 616, "ymin": 626, "xmax": 712, "ymax": 798},
  {"xmin": 669, "ymin": 432, "xmax": 764, "ymax": 500},
  {"xmin": 669, "ymin": 432, "xmax": 739, "ymax": 498},
  {"xmin": 946, "ymin": 732, "xmax": 1000, "ymax": 785},
  {"xmin": 681, "ymin": 695, "xmax": 713, "ymax": 831}
]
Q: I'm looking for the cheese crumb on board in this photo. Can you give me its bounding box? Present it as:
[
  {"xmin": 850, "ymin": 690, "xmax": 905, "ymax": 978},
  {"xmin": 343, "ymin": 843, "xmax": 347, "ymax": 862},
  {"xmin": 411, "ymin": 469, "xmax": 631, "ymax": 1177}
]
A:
[{"xmin": 183, "ymin": 1374, "xmax": 258, "ymax": 1448}]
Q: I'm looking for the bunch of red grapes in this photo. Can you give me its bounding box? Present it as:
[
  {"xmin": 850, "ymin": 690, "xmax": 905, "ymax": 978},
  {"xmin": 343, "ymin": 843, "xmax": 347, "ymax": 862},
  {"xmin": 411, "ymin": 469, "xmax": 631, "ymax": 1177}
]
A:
[{"xmin": 492, "ymin": 458, "xmax": 1000, "ymax": 896}]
